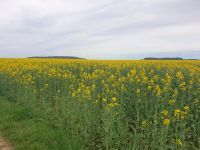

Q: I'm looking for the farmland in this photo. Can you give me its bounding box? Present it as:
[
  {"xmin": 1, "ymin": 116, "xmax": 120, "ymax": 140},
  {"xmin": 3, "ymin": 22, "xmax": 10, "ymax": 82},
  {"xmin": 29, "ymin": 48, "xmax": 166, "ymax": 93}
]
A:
[{"xmin": 0, "ymin": 59, "xmax": 200, "ymax": 149}]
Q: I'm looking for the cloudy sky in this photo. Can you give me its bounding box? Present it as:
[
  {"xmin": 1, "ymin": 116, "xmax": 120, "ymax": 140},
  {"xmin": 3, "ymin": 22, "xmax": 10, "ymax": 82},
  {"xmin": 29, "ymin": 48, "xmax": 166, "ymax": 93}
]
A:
[{"xmin": 0, "ymin": 0, "xmax": 200, "ymax": 59}]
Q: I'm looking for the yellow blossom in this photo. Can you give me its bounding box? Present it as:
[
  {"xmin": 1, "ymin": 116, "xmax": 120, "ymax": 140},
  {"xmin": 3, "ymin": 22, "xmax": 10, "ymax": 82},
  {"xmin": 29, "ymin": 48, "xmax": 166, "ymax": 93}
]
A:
[
  {"xmin": 136, "ymin": 89, "xmax": 140, "ymax": 95},
  {"xmin": 176, "ymin": 71, "xmax": 184, "ymax": 80},
  {"xmin": 174, "ymin": 109, "xmax": 181, "ymax": 118},
  {"xmin": 168, "ymin": 99, "xmax": 176, "ymax": 105},
  {"xmin": 103, "ymin": 98, "xmax": 107, "ymax": 103},
  {"xmin": 163, "ymin": 118, "xmax": 170, "ymax": 126},
  {"xmin": 142, "ymin": 120, "xmax": 148, "ymax": 128},
  {"xmin": 147, "ymin": 86, "xmax": 152, "ymax": 91},
  {"xmin": 72, "ymin": 92, "xmax": 76, "ymax": 97},
  {"xmin": 175, "ymin": 139, "xmax": 183, "ymax": 146},
  {"xmin": 161, "ymin": 110, "xmax": 168, "ymax": 116},
  {"xmin": 112, "ymin": 97, "xmax": 117, "ymax": 102},
  {"xmin": 183, "ymin": 106, "xmax": 190, "ymax": 112}
]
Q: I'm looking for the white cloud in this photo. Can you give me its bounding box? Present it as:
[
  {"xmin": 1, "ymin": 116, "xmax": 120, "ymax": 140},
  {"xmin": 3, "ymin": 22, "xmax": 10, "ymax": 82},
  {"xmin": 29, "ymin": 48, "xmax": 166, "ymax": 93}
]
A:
[{"xmin": 0, "ymin": 0, "xmax": 200, "ymax": 59}]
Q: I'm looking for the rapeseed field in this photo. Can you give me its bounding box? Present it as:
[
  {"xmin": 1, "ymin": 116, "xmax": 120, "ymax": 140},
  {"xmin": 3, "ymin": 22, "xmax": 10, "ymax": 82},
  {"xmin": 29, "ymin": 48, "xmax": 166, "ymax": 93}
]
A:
[{"xmin": 0, "ymin": 59, "xmax": 199, "ymax": 149}]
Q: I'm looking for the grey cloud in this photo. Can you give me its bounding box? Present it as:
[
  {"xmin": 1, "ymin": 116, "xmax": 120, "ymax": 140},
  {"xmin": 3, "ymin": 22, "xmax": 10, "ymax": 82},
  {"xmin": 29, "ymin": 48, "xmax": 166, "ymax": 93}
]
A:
[{"xmin": 0, "ymin": 0, "xmax": 200, "ymax": 59}]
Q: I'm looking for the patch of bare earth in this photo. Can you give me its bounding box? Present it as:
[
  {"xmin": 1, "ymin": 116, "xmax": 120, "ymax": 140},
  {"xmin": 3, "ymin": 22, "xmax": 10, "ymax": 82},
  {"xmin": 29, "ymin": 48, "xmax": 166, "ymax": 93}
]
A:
[{"xmin": 0, "ymin": 137, "xmax": 12, "ymax": 150}]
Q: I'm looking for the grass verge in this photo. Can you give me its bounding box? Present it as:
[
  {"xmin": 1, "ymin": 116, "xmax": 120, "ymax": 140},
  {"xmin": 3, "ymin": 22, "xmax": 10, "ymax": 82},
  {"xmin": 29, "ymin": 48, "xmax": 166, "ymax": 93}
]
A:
[{"xmin": 0, "ymin": 96, "xmax": 81, "ymax": 150}]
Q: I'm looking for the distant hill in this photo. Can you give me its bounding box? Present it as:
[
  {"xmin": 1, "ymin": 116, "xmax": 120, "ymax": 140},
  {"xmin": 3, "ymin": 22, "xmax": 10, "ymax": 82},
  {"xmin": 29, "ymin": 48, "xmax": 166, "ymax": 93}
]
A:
[
  {"xmin": 144, "ymin": 57, "xmax": 183, "ymax": 60},
  {"xmin": 28, "ymin": 56, "xmax": 85, "ymax": 59}
]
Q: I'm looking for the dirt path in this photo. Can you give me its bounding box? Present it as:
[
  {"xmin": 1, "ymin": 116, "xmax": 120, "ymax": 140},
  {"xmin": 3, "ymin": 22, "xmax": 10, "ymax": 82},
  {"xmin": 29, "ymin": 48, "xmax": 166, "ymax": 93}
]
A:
[{"xmin": 0, "ymin": 136, "xmax": 12, "ymax": 150}]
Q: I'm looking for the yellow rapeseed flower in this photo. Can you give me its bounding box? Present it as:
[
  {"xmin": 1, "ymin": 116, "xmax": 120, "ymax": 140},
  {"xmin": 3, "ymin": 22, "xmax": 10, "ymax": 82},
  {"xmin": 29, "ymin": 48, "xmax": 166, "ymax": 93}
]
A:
[
  {"xmin": 136, "ymin": 89, "xmax": 140, "ymax": 95},
  {"xmin": 72, "ymin": 92, "xmax": 76, "ymax": 97},
  {"xmin": 163, "ymin": 118, "xmax": 170, "ymax": 126},
  {"xmin": 175, "ymin": 139, "xmax": 183, "ymax": 146},
  {"xmin": 183, "ymin": 105, "xmax": 190, "ymax": 112},
  {"xmin": 161, "ymin": 110, "xmax": 168, "ymax": 116},
  {"xmin": 103, "ymin": 98, "xmax": 107, "ymax": 103},
  {"xmin": 112, "ymin": 97, "xmax": 117, "ymax": 102},
  {"xmin": 176, "ymin": 71, "xmax": 184, "ymax": 80},
  {"xmin": 168, "ymin": 99, "xmax": 176, "ymax": 105},
  {"xmin": 147, "ymin": 86, "xmax": 152, "ymax": 91},
  {"xmin": 174, "ymin": 109, "xmax": 181, "ymax": 117},
  {"xmin": 179, "ymin": 82, "xmax": 186, "ymax": 91},
  {"xmin": 142, "ymin": 120, "xmax": 148, "ymax": 128}
]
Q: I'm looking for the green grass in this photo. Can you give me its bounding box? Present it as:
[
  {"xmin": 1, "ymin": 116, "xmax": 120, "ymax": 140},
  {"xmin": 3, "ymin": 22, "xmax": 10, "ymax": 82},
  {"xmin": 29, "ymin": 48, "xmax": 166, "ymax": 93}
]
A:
[{"xmin": 0, "ymin": 96, "xmax": 82, "ymax": 150}]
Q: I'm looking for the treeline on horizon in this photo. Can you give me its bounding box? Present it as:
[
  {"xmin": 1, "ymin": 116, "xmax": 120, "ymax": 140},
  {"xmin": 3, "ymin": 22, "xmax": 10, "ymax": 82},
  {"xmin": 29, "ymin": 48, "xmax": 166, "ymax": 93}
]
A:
[
  {"xmin": 144, "ymin": 57, "xmax": 198, "ymax": 60},
  {"xmin": 28, "ymin": 56, "xmax": 84, "ymax": 59}
]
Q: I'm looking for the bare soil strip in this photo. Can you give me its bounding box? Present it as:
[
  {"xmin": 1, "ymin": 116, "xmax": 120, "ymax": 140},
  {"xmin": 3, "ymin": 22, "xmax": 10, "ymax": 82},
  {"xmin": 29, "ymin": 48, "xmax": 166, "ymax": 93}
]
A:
[{"xmin": 0, "ymin": 136, "xmax": 12, "ymax": 150}]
